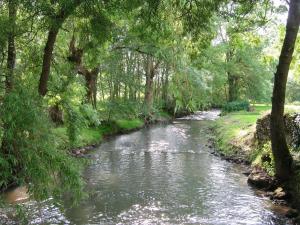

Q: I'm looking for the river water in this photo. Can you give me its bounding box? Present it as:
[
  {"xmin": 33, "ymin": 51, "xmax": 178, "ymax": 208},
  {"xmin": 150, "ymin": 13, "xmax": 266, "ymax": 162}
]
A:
[{"xmin": 5, "ymin": 111, "xmax": 291, "ymax": 224}]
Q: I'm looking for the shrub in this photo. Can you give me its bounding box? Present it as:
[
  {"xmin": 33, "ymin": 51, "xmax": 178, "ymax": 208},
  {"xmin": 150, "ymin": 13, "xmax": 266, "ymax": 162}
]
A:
[
  {"xmin": 222, "ymin": 100, "xmax": 250, "ymax": 113},
  {"xmin": 0, "ymin": 85, "xmax": 84, "ymax": 202},
  {"xmin": 80, "ymin": 104, "xmax": 101, "ymax": 127}
]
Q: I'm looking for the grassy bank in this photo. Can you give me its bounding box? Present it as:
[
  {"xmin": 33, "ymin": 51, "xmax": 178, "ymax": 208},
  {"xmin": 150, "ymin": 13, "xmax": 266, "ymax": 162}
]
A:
[
  {"xmin": 53, "ymin": 109, "xmax": 173, "ymax": 152},
  {"xmin": 213, "ymin": 104, "xmax": 300, "ymax": 164},
  {"xmin": 212, "ymin": 105, "xmax": 271, "ymax": 161},
  {"xmin": 53, "ymin": 118, "xmax": 145, "ymax": 151}
]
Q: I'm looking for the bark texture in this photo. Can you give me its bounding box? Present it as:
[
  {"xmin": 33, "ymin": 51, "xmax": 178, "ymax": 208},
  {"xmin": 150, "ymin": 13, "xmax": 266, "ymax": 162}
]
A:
[{"xmin": 270, "ymin": 0, "xmax": 300, "ymax": 181}]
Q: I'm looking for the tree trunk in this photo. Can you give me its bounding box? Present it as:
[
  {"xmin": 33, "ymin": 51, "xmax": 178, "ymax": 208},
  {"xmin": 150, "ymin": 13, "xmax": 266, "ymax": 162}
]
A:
[
  {"xmin": 85, "ymin": 68, "xmax": 98, "ymax": 108},
  {"xmin": 38, "ymin": 1, "xmax": 82, "ymax": 96},
  {"xmin": 38, "ymin": 28, "xmax": 59, "ymax": 96},
  {"xmin": 226, "ymin": 48, "xmax": 239, "ymax": 102},
  {"xmin": 162, "ymin": 65, "xmax": 169, "ymax": 106},
  {"xmin": 5, "ymin": 0, "xmax": 16, "ymax": 92},
  {"xmin": 49, "ymin": 104, "xmax": 64, "ymax": 125},
  {"xmin": 144, "ymin": 56, "xmax": 159, "ymax": 115},
  {"xmin": 270, "ymin": 0, "xmax": 300, "ymax": 181},
  {"xmin": 144, "ymin": 57, "xmax": 154, "ymax": 113},
  {"xmin": 68, "ymin": 36, "xmax": 99, "ymax": 108},
  {"xmin": 228, "ymin": 73, "xmax": 239, "ymax": 102}
]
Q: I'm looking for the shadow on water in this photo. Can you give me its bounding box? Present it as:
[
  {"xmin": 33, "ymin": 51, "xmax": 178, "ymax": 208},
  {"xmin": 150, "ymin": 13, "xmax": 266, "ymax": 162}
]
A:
[{"xmin": 5, "ymin": 110, "xmax": 292, "ymax": 224}]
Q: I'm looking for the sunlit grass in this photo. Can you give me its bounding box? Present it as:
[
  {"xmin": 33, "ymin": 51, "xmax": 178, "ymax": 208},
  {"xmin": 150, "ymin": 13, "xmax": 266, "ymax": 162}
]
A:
[
  {"xmin": 214, "ymin": 103, "xmax": 300, "ymax": 158},
  {"xmin": 53, "ymin": 118, "xmax": 145, "ymax": 149},
  {"xmin": 115, "ymin": 119, "xmax": 144, "ymax": 131},
  {"xmin": 214, "ymin": 104, "xmax": 270, "ymax": 157}
]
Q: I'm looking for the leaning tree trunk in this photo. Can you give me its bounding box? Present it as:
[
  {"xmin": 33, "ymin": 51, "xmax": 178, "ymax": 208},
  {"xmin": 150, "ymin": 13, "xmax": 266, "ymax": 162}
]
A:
[
  {"xmin": 38, "ymin": 1, "xmax": 82, "ymax": 96},
  {"xmin": 38, "ymin": 27, "xmax": 59, "ymax": 96},
  {"xmin": 270, "ymin": 0, "xmax": 300, "ymax": 181}
]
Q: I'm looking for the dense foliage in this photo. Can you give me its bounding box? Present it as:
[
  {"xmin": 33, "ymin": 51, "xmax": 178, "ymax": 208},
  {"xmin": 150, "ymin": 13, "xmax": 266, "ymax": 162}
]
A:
[{"xmin": 223, "ymin": 100, "xmax": 250, "ymax": 113}]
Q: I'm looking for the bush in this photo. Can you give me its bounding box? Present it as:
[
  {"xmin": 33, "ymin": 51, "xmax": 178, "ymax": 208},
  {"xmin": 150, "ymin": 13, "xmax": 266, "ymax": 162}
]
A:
[
  {"xmin": 0, "ymin": 85, "xmax": 84, "ymax": 202},
  {"xmin": 222, "ymin": 101, "xmax": 250, "ymax": 113},
  {"xmin": 80, "ymin": 104, "xmax": 101, "ymax": 127}
]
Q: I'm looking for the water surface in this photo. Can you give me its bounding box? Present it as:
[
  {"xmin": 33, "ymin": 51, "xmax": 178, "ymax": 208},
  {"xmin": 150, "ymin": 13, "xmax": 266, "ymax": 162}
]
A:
[{"xmin": 13, "ymin": 111, "xmax": 291, "ymax": 224}]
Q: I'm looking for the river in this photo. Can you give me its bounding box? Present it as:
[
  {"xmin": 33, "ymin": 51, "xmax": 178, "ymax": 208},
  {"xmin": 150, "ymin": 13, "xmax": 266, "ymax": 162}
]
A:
[{"xmin": 4, "ymin": 110, "xmax": 291, "ymax": 224}]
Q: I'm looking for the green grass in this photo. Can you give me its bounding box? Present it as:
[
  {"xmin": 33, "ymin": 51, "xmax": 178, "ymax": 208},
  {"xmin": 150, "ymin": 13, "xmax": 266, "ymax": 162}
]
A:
[
  {"xmin": 115, "ymin": 119, "xmax": 144, "ymax": 131},
  {"xmin": 77, "ymin": 128, "xmax": 104, "ymax": 147},
  {"xmin": 213, "ymin": 104, "xmax": 271, "ymax": 157},
  {"xmin": 53, "ymin": 118, "xmax": 145, "ymax": 150},
  {"xmin": 213, "ymin": 103, "xmax": 300, "ymax": 169},
  {"xmin": 252, "ymin": 104, "xmax": 271, "ymax": 113}
]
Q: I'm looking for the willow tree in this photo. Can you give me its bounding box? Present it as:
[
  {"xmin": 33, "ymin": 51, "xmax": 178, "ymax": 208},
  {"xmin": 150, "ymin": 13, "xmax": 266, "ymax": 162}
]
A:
[{"xmin": 270, "ymin": 0, "xmax": 300, "ymax": 181}]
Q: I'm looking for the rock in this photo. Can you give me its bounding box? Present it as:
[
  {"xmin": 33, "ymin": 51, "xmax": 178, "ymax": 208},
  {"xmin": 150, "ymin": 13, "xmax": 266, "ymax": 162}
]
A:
[
  {"xmin": 248, "ymin": 174, "xmax": 271, "ymax": 189},
  {"xmin": 242, "ymin": 171, "xmax": 251, "ymax": 176},
  {"xmin": 272, "ymin": 199, "xmax": 287, "ymax": 206},
  {"xmin": 74, "ymin": 149, "xmax": 81, "ymax": 155},
  {"xmin": 247, "ymin": 166, "xmax": 274, "ymax": 189},
  {"xmin": 255, "ymin": 112, "xmax": 300, "ymax": 148},
  {"xmin": 265, "ymin": 191, "xmax": 274, "ymax": 197},
  {"xmin": 272, "ymin": 187, "xmax": 287, "ymax": 200}
]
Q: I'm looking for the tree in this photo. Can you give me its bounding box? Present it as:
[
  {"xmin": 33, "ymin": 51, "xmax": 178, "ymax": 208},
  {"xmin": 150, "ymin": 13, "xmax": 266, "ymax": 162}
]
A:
[
  {"xmin": 144, "ymin": 55, "xmax": 160, "ymax": 115},
  {"xmin": 5, "ymin": 0, "xmax": 16, "ymax": 92},
  {"xmin": 38, "ymin": 0, "xmax": 83, "ymax": 96},
  {"xmin": 68, "ymin": 35, "xmax": 99, "ymax": 108},
  {"xmin": 270, "ymin": 0, "xmax": 300, "ymax": 181}
]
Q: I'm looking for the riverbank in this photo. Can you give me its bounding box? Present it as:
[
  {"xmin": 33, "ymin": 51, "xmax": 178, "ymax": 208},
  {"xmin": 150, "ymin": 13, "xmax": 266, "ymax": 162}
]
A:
[
  {"xmin": 211, "ymin": 104, "xmax": 300, "ymax": 222},
  {"xmin": 53, "ymin": 112, "xmax": 173, "ymax": 157},
  {"xmin": 0, "ymin": 112, "xmax": 173, "ymax": 224},
  {"xmin": 212, "ymin": 105, "xmax": 269, "ymax": 163}
]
